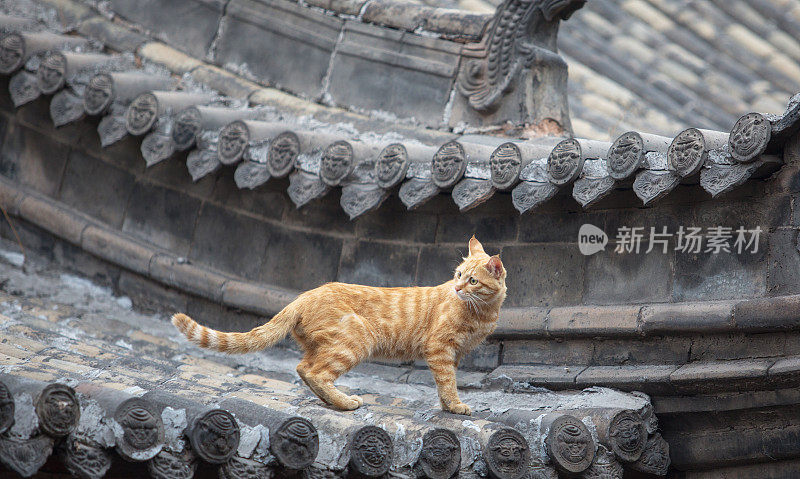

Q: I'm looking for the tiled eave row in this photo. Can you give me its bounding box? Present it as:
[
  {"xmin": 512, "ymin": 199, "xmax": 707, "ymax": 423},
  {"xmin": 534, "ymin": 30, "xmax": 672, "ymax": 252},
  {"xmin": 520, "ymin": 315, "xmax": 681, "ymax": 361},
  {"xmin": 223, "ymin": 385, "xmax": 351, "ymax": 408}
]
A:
[
  {"xmin": 0, "ymin": 5, "xmax": 797, "ymax": 220},
  {"xmin": 0, "ymin": 266, "xmax": 668, "ymax": 479}
]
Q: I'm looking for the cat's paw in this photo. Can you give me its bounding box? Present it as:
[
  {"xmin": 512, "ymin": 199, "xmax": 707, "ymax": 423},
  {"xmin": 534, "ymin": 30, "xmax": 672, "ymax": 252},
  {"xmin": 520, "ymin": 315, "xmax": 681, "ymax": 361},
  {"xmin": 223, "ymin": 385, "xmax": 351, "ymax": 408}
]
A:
[
  {"xmin": 337, "ymin": 396, "xmax": 363, "ymax": 411},
  {"xmin": 446, "ymin": 402, "xmax": 471, "ymax": 415}
]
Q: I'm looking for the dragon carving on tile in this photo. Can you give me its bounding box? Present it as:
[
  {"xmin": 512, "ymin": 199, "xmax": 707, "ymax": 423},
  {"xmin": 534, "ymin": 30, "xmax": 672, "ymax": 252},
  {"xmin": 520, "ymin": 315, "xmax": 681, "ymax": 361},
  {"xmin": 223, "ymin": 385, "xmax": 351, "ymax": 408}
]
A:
[{"xmin": 458, "ymin": 0, "xmax": 586, "ymax": 112}]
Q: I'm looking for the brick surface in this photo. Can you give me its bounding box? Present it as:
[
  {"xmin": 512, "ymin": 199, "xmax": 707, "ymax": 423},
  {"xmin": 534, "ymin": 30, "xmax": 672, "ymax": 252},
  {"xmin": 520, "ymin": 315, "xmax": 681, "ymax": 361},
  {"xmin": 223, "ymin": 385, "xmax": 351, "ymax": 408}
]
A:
[
  {"xmin": 487, "ymin": 364, "xmax": 585, "ymax": 389},
  {"xmin": 697, "ymin": 331, "xmax": 788, "ymax": 363},
  {"xmin": 415, "ymin": 244, "xmax": 464, "ymax": 287},
  {"xmin": 766, "ymin": 229, "xmax": 800, "ymax": 296},
  {"xmin": 733, "ymin": 294, "xmax": 800, "ymax": 331},
  {"xmin": 584, "ymin": 248, "xmax": 673, "ymax": 304},
  {"xmin": 502, "ymin": 338, "xmax": 594, "ymax": 365},
  {"xmin": 591, "ymin": 336, "xmax": 691, "ymax": 365},
  {"xmin": 215, "ymin": 170, "xmax": 285, "ymax": 215},
  {"xmin": 338, "ymin": 240, "xmax": 418, "ymax": 287},
  {"xmin": 0, "ymin": 122, "xmax": 69, "ymax": 197},
  {"xmin": 58, "ymin": 150, "xmax": 136, "ymax": 228},
  {"xmin": 118, "ymin": 270, "xmax": 189, "ymax": 314},
  {"xmin": 495, "ymin": 307, "xmax": 548, "ymax": 336},
  {"xmin": 459, "ymin": 342, "xmax": 500, "ymax": 371},
  {"xmin": 501, "ymin": 244, "xmax": 584, "ymax": 308},
  {"xmin": 122, "ymin": 181, "xmax": 202, "ymax": 256},
  {"xmin": 436, "ymin": 212, "xmax": 518, "ymax": 244},
  {"xmin": 189, "ymin": 203, "xmax": 270, "ymax": 281},
  {"xmin": 260, "ymin": 226, "xmax": 343, "ymax": 291},
  {"xmin": 78, "ymin": 17, "xmax": 148, "ymax": 52},
  {"xmin": 670, "ymin": 359, "xmax": 772, "ymax": 383},
  {"xmin": 640, "ymin": 300, "xmax": 734, "ymax": 334},
  {"xmin": 354, "ymin": 199, "xmax": 438, "ymax": 244},
  {"xmin": 546, "ymin": 304, "xmax": 641, "ymax": 336},
  {"xmin": 216, "ymin": 0, "xmax": 341, "ymax": 98},
  {"xmin": 111, "ymin": 0, "xmax": 224, "ymax": 59},
  {"xmin": 575, "ymin": 365, "xmax": 677, "ymax": 395},
  {"xmin": 673, "ymin": 243, "xmax": 768, "ymax": 302}
]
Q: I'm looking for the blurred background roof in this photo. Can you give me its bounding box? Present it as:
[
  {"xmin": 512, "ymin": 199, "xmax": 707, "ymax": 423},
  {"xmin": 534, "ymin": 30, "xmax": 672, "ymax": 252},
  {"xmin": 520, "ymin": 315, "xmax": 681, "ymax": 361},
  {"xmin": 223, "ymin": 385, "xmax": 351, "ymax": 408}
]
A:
[{"xmin": 415, "ymin": 0, "xmax": 800, "ymax": 140}]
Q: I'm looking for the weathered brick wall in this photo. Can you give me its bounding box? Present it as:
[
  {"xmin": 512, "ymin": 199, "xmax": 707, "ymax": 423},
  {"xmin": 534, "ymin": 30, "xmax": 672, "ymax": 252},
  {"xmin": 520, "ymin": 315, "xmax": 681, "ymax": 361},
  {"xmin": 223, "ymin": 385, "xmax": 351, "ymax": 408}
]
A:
[{"xmin": 1, "ymin": 89, "xmax": 799, "ymax": 313}]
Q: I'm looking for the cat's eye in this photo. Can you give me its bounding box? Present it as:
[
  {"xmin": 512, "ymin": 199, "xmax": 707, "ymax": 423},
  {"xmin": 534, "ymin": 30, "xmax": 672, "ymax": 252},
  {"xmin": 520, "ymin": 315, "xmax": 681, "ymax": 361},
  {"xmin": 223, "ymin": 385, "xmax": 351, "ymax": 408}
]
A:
[
  {"xmin": 469, "ymin": 277, "xmax": 478, "ymax": 285},
  {"xmin": 456, "ymin": 271, "xmax": 461, "ymax": 278}
]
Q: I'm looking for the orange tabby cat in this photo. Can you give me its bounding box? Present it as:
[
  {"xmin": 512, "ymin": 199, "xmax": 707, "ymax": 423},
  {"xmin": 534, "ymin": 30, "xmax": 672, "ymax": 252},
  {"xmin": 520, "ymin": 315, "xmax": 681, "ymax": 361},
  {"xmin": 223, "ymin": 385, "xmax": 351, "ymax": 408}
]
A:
[{"xmin": 171, "ymin": 236, "xmax": 506, "ymax": 414}]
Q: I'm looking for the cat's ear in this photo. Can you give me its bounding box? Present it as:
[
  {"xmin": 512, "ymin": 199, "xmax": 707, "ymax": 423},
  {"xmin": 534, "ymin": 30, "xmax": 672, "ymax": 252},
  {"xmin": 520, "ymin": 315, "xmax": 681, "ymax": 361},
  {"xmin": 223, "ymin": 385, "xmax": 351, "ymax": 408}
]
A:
[
  {"xmin": 468, "ymin": 235, "xmax": 485, "ymax": 256},
  {"xmin": 485, "ymin": 255, "xmax": 504, "ymax": 278}
]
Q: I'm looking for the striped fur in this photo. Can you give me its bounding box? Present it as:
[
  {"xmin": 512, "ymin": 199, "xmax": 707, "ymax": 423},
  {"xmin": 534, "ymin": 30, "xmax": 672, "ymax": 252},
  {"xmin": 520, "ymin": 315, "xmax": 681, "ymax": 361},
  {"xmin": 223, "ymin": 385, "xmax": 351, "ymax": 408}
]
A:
[{"xmin": 172, "ymin": 236, "xmax": 506, "ymax": 414}]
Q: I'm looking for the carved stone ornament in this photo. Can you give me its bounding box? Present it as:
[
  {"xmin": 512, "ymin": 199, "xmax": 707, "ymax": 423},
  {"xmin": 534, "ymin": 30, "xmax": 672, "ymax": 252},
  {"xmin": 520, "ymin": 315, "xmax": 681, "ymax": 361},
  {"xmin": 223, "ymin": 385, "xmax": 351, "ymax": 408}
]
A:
[
  {"xmin": 188, "ymin": 409, "xmax": 240, "ymax": 464},
  {"xmin": 172, "ymin": 107, "xmax": 203, "ymax": 150},
  {"xmin": 375, "ymin": 143, "xmax": 409, "ymax": 189},
  {"xmin": 320, "ymin": 141, "xmax": 355, "ymax": 187},
  {"xmin": 341, "ymin": 184, "xmax": 389, "ymax": 220},
  {"xmin": 453, "ymin": 178, "xmax": 495, "ymax": 212},
  {"xmin": 187, "ymin": 149, "xmax": 221, "ymax": 182},
  {"xmin": 51, "ymin": 89, "xmax": 85, "ymax": 127},
  {"xmin": 582, "ymin": 445, "xmax": 623, "ymax": 479},
  {"xmin": 0, "ymin": 381, "xmax": 14, "ymax": 434},
  {"xmin": 431, "ymin": 141, "xmax": 466, "ymax": 189},
  {"xmin": 548, "ymin": 138, "xmax": 583, "ymax": 185},
  {"xmin": 485, "ymin": 427, "xmax": 530, "ymax": 479},
  {"xmin": 608, "ymin": 410, "xmax": 646, "ymax": 463},
  {"xmin": 629, "ymin": 433, "xmax": 670, "ymax": 476},
  {"xmin": 268, "ymin": 131, "xmax": 301, "ymax": 178},
  {"xmin": 84, "ymin": 73, "xmax": 114, "ymax": 115},
  {"xmin": 114, "ymin": 397, "xmax": 164, "ymax": 461},
  {"xmin": 148, "ymin": 448, "xmax": 197, "ymax": 479},
  {"xmin": 729, "ymin": 112, "xmax": 771, "ymax": 163},
  {"xmin": 349, "ymin": 425, "xmax": 393, "ymax": 477},
  {"xmin": 544, "ymin": 415, "xmax": 594, "ymax": 474},
  {"xmin": 490, "ymin": 142, "xmax": 522, "ymax": 190},
  {"xmin": 62, "ymin": 436, "xmax": 113, "ymax": 479},
  {"xmin": 399, "ymin": 178, "xmax": 439, "ymax": 210},
  {"xmin": 218, "ymin": 121, "xmax": 250, "ymax": 165},
  {"xmin": 270, "ymin": 416, "xmax": 319, "ymax": 470},
  {"xmin": 37, "ymin": 52, "xmax": 66, "ymax": 94},
  {"xmin": 418, "ymin": 428, "xmax": 460, "ymax": 479},
  {"xmin": 572, "ymin": 176, "xmax": 615, "ymax": 208},
  {"xmin": 234, "ymin": 161, "xmax": 271, "ymax": 190},
  {"xmin": 667, "ymin": 128, "xmax": 706, "ymax": 177},
  {"xmin": 126, "ymin": 93, "xmax": 159, "ymax": 136},
  {"xmin": 288, "ymin": 170, "xmax": 331, "ymax": 208},
  {"xmin": 511, "ymin": 181, "xmax": 558, "ymax": 213},
  {"xmin": 98, "ymin": 114, "xmax": 128, "ymax": 147},
  {"xmin": 142, "ymin": 133, "xmax": 176, "ymax": 167},
  {"xmin": 9, "ymin": 70, "xmax": 41, "ymax": 107},
  {"xmin": 35, "ymin": 383, "xmax": 80, "ymax": 438},
  {"xmin": 633, "ymin": 170, "xmax": 680, "ymax": 205},
  {"xmin": 0, "ymin": 434, "xmax": 54, "ymax": 477},
  {"xmin": 0, "ymin": 33, "xmax": 24, "ymax": 74},
  {"xmin": 457, "ymin": 0, "xmax": 586, "ymax": 112},
  {"xmin": 700, "ymin": 161, "xmax": 761, "ymax": 197},
  {"xmin": 607, "ymin": 132, "xmax": 644, "ymax": 180},
  {"xmin": 219, "ymin": 455, "xmax": 270, "ymax": 479}
]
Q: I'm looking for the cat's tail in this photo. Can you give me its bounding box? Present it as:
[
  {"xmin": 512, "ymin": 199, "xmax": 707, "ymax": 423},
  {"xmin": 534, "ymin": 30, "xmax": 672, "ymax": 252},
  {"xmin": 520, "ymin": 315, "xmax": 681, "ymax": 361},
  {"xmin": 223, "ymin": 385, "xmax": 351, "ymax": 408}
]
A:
[{"xmin": 171, "ymin": 306, "xmax": 299, "ymax": 354}]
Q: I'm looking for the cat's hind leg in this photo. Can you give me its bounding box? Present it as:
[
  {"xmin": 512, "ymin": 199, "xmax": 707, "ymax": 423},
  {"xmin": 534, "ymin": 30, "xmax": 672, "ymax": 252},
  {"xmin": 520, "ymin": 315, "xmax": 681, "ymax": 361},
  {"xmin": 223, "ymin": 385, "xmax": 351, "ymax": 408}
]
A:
[
  {"xmin": 297, "ymin": 355, "xmax": 331, "ymax": 405},
  {"xmin": 304, "ymin": 348, "xmax": 364, "ymax": 410}
]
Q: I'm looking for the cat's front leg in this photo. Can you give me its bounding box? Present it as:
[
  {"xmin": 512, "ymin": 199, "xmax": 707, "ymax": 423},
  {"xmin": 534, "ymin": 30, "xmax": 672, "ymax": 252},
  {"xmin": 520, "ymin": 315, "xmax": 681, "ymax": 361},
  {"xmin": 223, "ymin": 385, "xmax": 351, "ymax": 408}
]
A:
[{"xmin": 425, "ymin": 346, "xmax": 471, "ymax": 415}]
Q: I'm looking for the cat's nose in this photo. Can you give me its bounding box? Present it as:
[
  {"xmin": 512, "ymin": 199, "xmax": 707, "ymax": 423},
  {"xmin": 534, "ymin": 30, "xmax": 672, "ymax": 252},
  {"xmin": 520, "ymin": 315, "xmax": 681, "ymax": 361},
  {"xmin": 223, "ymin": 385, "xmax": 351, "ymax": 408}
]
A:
[{"xmin": 454, "ymin": 285, "xmax": 462, "ymax": 292}]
